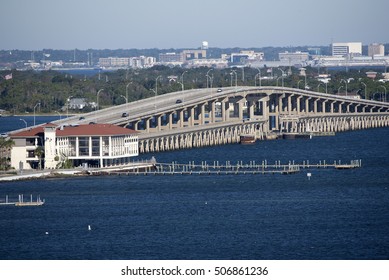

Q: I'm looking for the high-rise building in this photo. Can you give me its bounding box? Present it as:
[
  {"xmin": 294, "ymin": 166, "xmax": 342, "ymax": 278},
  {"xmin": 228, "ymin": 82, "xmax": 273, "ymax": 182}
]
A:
[
  {"xmin": 368, "ymin": 43, "xmax": 385, "ymax": 57},
  {"xmin": 332, "ymin": 42, "xmax": 362, "ymax": 56}
]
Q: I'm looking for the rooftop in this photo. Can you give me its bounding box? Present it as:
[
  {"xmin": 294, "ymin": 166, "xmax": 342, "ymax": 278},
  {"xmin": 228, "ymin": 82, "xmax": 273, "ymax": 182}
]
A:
[{"xmin": 10, "ymin": 123, "xmax": 138, "ymax": 138}]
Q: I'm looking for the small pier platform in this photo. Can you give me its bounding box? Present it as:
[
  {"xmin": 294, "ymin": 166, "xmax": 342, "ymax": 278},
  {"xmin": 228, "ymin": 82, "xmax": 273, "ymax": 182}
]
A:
[{"xmin": 0, "ymin": 194, "xmax": 45, "ymax": 206}]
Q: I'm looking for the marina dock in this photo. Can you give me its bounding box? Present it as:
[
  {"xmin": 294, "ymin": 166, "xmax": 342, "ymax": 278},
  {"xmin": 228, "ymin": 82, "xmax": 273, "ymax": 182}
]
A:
[{"xmin": 102, "ymin": 159, "xmax": 361, "ymax": 176}]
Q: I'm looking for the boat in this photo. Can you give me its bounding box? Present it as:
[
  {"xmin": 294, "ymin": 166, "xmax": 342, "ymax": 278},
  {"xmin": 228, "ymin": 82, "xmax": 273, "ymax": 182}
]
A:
[{"xmin": 240, "ymin": 135, "xmax": 256, "ymax": 144}]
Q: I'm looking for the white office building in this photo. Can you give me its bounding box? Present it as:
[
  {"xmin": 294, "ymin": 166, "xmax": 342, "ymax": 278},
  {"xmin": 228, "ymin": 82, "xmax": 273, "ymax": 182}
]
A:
[{"xmin": 332, "ymin": 42, "xmax": 362, "ymax": 57}]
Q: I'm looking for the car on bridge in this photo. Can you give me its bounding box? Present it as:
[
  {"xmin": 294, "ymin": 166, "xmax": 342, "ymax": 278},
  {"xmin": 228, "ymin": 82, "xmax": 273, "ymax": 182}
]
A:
[
  {"xmin": 175, "ymin": 99, "xmax": 182, "ymax": 104},
  {"xmin": 122, "ymin": 112, "xmax": 129, "ymax": 117}
]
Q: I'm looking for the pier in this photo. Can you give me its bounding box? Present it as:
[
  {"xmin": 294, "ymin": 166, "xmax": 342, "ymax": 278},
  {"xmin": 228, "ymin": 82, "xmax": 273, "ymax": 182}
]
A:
[
  {"xmin": 0, "ymin": 194, "xmax": 45, "ymax": 206},
  {"xmin": 103, "ymin": 159, "xmax": 361, "ymax": 176}
]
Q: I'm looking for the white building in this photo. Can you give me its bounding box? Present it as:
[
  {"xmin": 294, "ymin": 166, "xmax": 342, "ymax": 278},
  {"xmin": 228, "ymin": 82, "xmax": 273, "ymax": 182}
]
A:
[
  {"xmin": 278, "ymin": 51, "xmax": 309, "ymax": 66},
  {"xmin": 130, "ymin": 56, "xmax": 156, "ymax": 68},
  {"xmin": 230, "ymin": 50, "xmax": 264, "ymax": 65},
  {"xmin": 368, "ymin": 43, "xmax": 385, "ymax": 57},
  {"xmin": 99, "ymin": 57, "xmax": 131, "ymax": 68},
  {"xmin": 10, "ymin": 123, "xmax": 139, "ymax": 170},
  {"xmin": 332, "ymin": 42, "xmax": 362, "ymax": 57}
]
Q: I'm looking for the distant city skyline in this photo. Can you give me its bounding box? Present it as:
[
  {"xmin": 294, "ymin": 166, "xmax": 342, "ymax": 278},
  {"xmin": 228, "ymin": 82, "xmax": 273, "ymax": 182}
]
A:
[{"xmin": 1, "ymin": 0, "xmax": 388, "ymax": 50}]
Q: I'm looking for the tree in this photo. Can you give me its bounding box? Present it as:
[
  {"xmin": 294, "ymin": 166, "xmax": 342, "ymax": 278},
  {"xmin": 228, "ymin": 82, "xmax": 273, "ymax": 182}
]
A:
[
  {"xmin": 0, "ymin": 137, "xmax": 15, "ymax": 170},
  {"xmin": 34, "ymin": 146, "xmax": 44, "ymax": 170}
]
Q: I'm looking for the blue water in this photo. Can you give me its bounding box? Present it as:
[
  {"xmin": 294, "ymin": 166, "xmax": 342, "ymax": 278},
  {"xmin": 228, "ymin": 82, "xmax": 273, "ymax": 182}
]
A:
[
  {"xmin": 0, "ymin": 116, "xmax": 389, "ymax": 260},
  {"xmin": 0, "ymin": 116, "xmax": 61, "ymax": 134}
]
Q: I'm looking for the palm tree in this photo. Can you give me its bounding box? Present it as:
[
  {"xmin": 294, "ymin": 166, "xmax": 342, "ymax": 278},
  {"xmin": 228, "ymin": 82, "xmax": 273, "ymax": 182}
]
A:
[
  {"xmin": 0, "ymin": 137, "xmax": 15, "ymax": 170},
  {"xmin": 34, "ymin": 146, "xmax": 44, "ymax": 170}
]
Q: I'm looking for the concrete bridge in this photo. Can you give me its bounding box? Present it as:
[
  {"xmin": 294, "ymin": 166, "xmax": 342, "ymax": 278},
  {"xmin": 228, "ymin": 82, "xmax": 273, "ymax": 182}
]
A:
[{"xmin": 54, "ymin": 86, "xmax": 389, "ymax": 153}]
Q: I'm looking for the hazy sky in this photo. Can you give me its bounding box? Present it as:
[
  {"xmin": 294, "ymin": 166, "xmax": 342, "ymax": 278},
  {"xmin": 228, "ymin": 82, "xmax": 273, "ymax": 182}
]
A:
[{"xmin": 1, "ymin": 0, "xmax": 388, "ymax": 50}]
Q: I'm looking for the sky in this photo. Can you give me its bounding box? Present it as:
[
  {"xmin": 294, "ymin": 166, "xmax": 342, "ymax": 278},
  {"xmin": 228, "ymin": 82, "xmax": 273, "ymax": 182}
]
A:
[{"xmin": 1, "ymin": 0, "xmax": 388, "ymax": 50}]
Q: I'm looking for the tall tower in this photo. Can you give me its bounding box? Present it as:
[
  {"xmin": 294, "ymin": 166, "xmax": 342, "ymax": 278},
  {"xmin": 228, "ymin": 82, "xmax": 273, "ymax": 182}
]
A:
[{"xmin": 44, "ymin": 124, "xmax": 57, "ymax": 169}]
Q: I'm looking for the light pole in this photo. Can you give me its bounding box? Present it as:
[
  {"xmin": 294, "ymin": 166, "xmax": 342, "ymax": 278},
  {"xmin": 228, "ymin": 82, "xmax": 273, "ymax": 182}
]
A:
[
  {"xmin": 231, "ymin": 70, "xmax": 237, "ymax": 92},
  {"xmin": 361, "ymin": 82, "xmax": 367, "ymax": 99},
  {"xmin": 181, "ymin": 71, "xmax": 187, "ymax": 91},
  {"xmin": 341, "ymin": 79, "xmax": 348, "ymax": 96},
  {"xmin": 177, "ymin": 81, "xmax": 184, "ymax": 92},
  {"xmin": 126, "ymin": 82, "xmax": 132, "ymax": 104},
  {"xmin": 67, "ymin": 95, "xmax": 73, "ymax": 118},
  {"xmin": 120, "ymin": 95, "xmax": 128, "ymax": 104},
  {"xmin": 297, "ymin": 80, "xmax": 303, "ymax": 89},
  {"xmin": 55, "ymin": 111, "xmax": 61, "ymax": 120},
  {"xmin": 379, "ymin": 85, "xmax": 387, "ymax": 102},
  {"xmin": 150, "ymin": 89, "xmax": 157, "ymax": 110},
  {"xmin": 278, "ymin": 68, "xmax": 285, "ymax": 87},
  {"xmin": 20, "ymin": 118, "xmax": 27, "ymax": 128},
  {"xmin": 255, "ymin": 68, "xmax": 262, "ymax": 87},
  {"xmin": 206, "ymin": 68, "xmax": 213, "ymax": 88},
  {"xmin": 155, "ymin": 75, "xmax": 162, "ymax": 96},
  {"xmin": 338, "ymin": 86, "xmax": 343, "ymax": 94},
  {"xmin": 33, "ymin": 102, "xmax": 40, "ymax": 126},
  {"xmin": 97, "ymin": 89, "xmax": 104, "ymax": 111},
  {"xmin": 276, "ymin": 77, "xmax": 282, "ymax": 87}
]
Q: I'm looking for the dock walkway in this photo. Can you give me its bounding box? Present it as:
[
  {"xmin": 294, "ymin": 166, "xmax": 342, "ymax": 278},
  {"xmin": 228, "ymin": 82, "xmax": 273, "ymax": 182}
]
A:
[{"xmin": 105, "ymin": 159, "xmax": 361, "ymax": 176}]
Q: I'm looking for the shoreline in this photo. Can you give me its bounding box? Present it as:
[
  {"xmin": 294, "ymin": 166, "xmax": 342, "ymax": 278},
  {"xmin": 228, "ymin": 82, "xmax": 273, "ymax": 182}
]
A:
[{"xmin": 0, "ymin": 161, "xmax": 156, "ymax": 182}]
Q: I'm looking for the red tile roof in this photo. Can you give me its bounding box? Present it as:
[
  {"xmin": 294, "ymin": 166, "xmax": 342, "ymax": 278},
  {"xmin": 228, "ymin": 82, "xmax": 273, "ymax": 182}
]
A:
[
  {"xmin": 10, "ymin": 123, "xmax": 138, "ymax": 138},
  {"xmin": 56, "ymin": 124, "xmax": 138, "ymax": 137}
]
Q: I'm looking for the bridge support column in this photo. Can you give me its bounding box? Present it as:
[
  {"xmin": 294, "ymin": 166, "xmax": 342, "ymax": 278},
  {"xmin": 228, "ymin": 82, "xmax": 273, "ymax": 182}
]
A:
[
  {"xmin": 178, "ymin": 109, "xmax": 184, "ymax": 128},
  {"xmin": 145, "ymin": 117, "xmax": 151, "ymax": 133},
  {"xmin": 189, "ymin": 107, "xmax": 195, "ymax": 127},
  {"xmin": 168, "ymin": 112, "xmax": 173, "ymax": 130},
  {"xmin": 305, "ymin": 98, "xmax": 310, "ymax": 113},
  {"xmin": 248, "ymin": 100, "xmax": 255, "ymax": 119},
  {"xmin": 297, "ymin": 96, "xmax": 302, "ymax": 114},
  {"xmin": 199, "ymin": 104, "xmax": 205, "ymax": 125},
  {"xmin": 238, "ymin": 101, "xmax": 244, "ymax": 120},
  {"xmin": 156, "ymin": 115, "xmax": 162, "ymax": 131},
  {"xmin": 209, "ymin": 101, "xmax": 216, "ymax": 123},
  {"xmin": 288, "ymin": 95, "xmax": 292, "ymax": 114}
]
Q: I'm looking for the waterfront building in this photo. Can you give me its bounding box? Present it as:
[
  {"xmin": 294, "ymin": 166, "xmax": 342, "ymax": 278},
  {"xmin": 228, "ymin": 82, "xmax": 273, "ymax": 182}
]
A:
[
  {"xmin": 9, "ymin": 123, "xmax": 139, "ymax": 170},
  {"xmin": 332, "ymin": 42, "xmax": 362, "ymax": 57}
]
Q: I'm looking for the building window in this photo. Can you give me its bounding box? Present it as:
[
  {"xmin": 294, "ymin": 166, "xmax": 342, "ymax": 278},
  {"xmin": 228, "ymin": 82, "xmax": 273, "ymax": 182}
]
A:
[
  {"xmin": 79, "ymin": 137, "xmax": 89, "ymax": 156},
  {"xmin": 92, "ymin": 137, "xmax": 100, "ymax": 156},
  {"xmin": 102, "ymin": 136, "xmax": 109, "ymax": 156},
  {"xmin": 69, "ymin": 137, "xmax": 76, "ymax": 156}
]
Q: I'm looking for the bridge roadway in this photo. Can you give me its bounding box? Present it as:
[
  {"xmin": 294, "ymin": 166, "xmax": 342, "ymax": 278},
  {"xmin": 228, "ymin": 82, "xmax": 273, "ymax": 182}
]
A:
[
  {"xmin": 10, "ymin": 86, "xmax": 389, "ymax": 152},
  {"xmin": 52, "ymin": 86, "xmax": 389, "ymax": 128}
]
